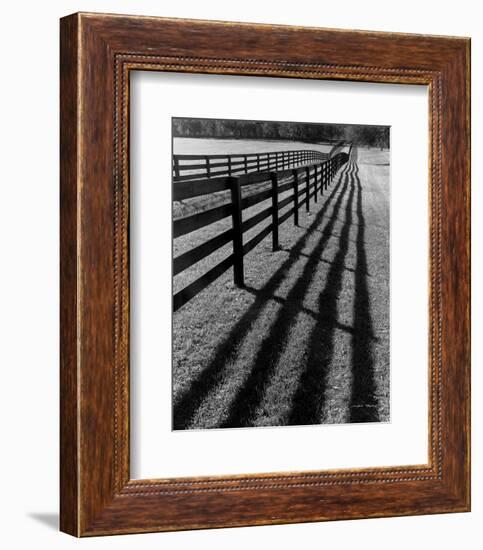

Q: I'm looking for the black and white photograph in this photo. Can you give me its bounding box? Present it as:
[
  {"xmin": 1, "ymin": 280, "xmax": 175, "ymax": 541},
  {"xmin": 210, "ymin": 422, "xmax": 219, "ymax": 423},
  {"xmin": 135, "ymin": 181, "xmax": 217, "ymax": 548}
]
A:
[{"xmin": 172, "ymin": 117, "xmax": 390, "ymax": 430}]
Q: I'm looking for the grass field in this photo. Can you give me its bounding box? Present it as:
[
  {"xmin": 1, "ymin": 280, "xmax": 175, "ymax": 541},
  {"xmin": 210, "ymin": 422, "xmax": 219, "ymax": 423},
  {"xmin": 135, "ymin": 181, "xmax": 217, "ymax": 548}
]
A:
[
  {"xmin": 173, "ymin": 137, "xmax": 334, "ymax": 156},
  {"xmin": 172, "ymin": 144, "xmax": 389, "ymax": 430}
]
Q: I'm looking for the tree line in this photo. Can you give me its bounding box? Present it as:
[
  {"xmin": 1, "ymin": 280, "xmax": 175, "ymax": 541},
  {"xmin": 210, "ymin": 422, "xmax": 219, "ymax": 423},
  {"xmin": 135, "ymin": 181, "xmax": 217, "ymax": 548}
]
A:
[{"xmin": 172, "ymin": 117, "xmax": 390, "ymax": 148}]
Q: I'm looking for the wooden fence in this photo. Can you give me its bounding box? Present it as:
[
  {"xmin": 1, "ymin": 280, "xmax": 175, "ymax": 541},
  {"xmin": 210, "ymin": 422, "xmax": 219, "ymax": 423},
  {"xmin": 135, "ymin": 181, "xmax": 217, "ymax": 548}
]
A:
[
  {"xmin": 173, "ymin": 149, "xmax": 328, "ymax": 182},
  {"xmin": 173, "ymin": 151, "xmax": 350, "ymax": 311}
]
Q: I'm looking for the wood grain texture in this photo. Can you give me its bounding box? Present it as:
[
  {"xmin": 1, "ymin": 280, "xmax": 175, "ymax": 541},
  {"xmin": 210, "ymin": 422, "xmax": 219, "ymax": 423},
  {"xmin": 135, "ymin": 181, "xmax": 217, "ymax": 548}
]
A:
[
  {"xmin": 59, "ymin": 13, "xmax": 79, "ymax": 536},
  {"xmin": 59, "ymin": 12, "xmax": 471, "ymax": 536}
]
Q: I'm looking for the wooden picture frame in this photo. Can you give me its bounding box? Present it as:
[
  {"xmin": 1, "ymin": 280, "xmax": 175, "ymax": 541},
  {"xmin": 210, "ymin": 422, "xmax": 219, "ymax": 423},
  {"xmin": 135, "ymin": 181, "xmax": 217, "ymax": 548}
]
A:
[{"xmin": 60, "ymin": 12, "xmax": 471, "ymax": 536}]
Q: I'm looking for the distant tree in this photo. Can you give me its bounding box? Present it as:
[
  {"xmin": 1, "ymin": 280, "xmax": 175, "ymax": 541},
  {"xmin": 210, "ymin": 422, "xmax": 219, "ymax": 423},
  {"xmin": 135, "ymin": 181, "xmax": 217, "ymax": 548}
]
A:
[{"xmin": 172, "ymin": 117, "xmax": 390, "ymax": 148}]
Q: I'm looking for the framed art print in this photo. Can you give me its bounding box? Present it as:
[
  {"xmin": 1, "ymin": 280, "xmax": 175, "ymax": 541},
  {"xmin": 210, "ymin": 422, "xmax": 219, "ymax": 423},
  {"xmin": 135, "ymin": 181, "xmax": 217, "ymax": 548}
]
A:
[{"xmin": 60, "ymin": 13, "xmax": 470, "ymax": 536}]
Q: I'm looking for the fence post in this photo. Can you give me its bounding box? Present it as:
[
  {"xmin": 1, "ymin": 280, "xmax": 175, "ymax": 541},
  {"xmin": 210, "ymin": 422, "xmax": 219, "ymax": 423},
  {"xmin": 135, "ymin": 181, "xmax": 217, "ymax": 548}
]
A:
[
  {"xmin": 228, "ymin": 156, "xmax": 232, "ymax": 176},
  {"xmin": 229, "ymin": 176, "xmax": 244, "ymax": 287},
  {"xmin": 313, "ymin": 165, "xmax": 318, "ymax": 203},
  {"xmin": 205, "ymin": 156, "xmax": 211, "ymax": 178},
  {"xmin": 244, "ymin": 155, "xmax": 248, "ymax": 173},
  {"xmin": 270, "ymin": 172, "xmax": 279, "ymax": 251},
  {"xmin": 292, "ymin": 169, "xmax": 299, "ymax": 227},
  {"xmin": 305, "ymin": 167, "xmax": 310, "ymax": 211},
  {"xmin": 257, "ymin": 154, "xmax": 260, "ymax": 172},
  {"xmin": 173, "ymin": 157, "xmax": 180, "ymax": 180},
  {"xmin": 320, "ymin": 163, "xmax": 324, "ymax": 197}
]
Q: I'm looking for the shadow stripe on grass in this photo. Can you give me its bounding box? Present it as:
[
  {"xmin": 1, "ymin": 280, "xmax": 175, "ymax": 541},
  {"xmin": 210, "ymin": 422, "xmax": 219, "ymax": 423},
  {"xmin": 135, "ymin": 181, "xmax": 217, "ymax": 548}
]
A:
[{"xmin": 349, "ymin": 156, "xmax": 380, "ymax": 423}]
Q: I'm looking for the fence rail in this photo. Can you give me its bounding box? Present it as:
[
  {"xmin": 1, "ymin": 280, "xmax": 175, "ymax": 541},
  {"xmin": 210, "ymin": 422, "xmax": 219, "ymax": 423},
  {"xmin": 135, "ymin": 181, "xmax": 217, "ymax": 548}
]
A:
[
  {"xmin": 173, "ymin": 150, "xmax": 350, "ymax": 312},
  {"xmin": 173, "ymin": 149, "xmax": 329, "ymax": 183}
]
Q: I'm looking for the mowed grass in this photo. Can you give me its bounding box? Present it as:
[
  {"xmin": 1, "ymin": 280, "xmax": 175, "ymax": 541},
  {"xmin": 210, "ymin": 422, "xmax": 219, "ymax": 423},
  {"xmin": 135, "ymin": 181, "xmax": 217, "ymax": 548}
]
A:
[
  {"xmin": 174, "ymin": 137, "xmax": 333, "ymax": 156},
  {"xmin": 172, "ymin": 146, "xmax": 389, "ymax": 430}
]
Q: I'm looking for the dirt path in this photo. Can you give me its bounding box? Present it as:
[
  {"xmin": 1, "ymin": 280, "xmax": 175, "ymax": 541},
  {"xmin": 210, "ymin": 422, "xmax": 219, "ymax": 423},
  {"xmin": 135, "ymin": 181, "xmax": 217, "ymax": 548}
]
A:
[{"xmin": 172, "ymin": 146, "xmax": 390, "ymax": 429}]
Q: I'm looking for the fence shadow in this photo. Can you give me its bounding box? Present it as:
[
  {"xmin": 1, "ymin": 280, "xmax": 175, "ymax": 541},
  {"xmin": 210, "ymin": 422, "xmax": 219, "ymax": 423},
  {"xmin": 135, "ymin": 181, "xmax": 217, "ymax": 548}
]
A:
[
  {"xmin": 288, "ymin": 161, "xmax": 356, "ymax": 425},
  {"xmin": 172, "ymin": 162, "xmax": 352, "ymax": 430},
  {"xmin": 349, "ymin": 160, "xmax": 379, "ymax": 423},
  {"xmin": 220, "ymin": 163, "xmax": 354, "ymax": 428}
]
